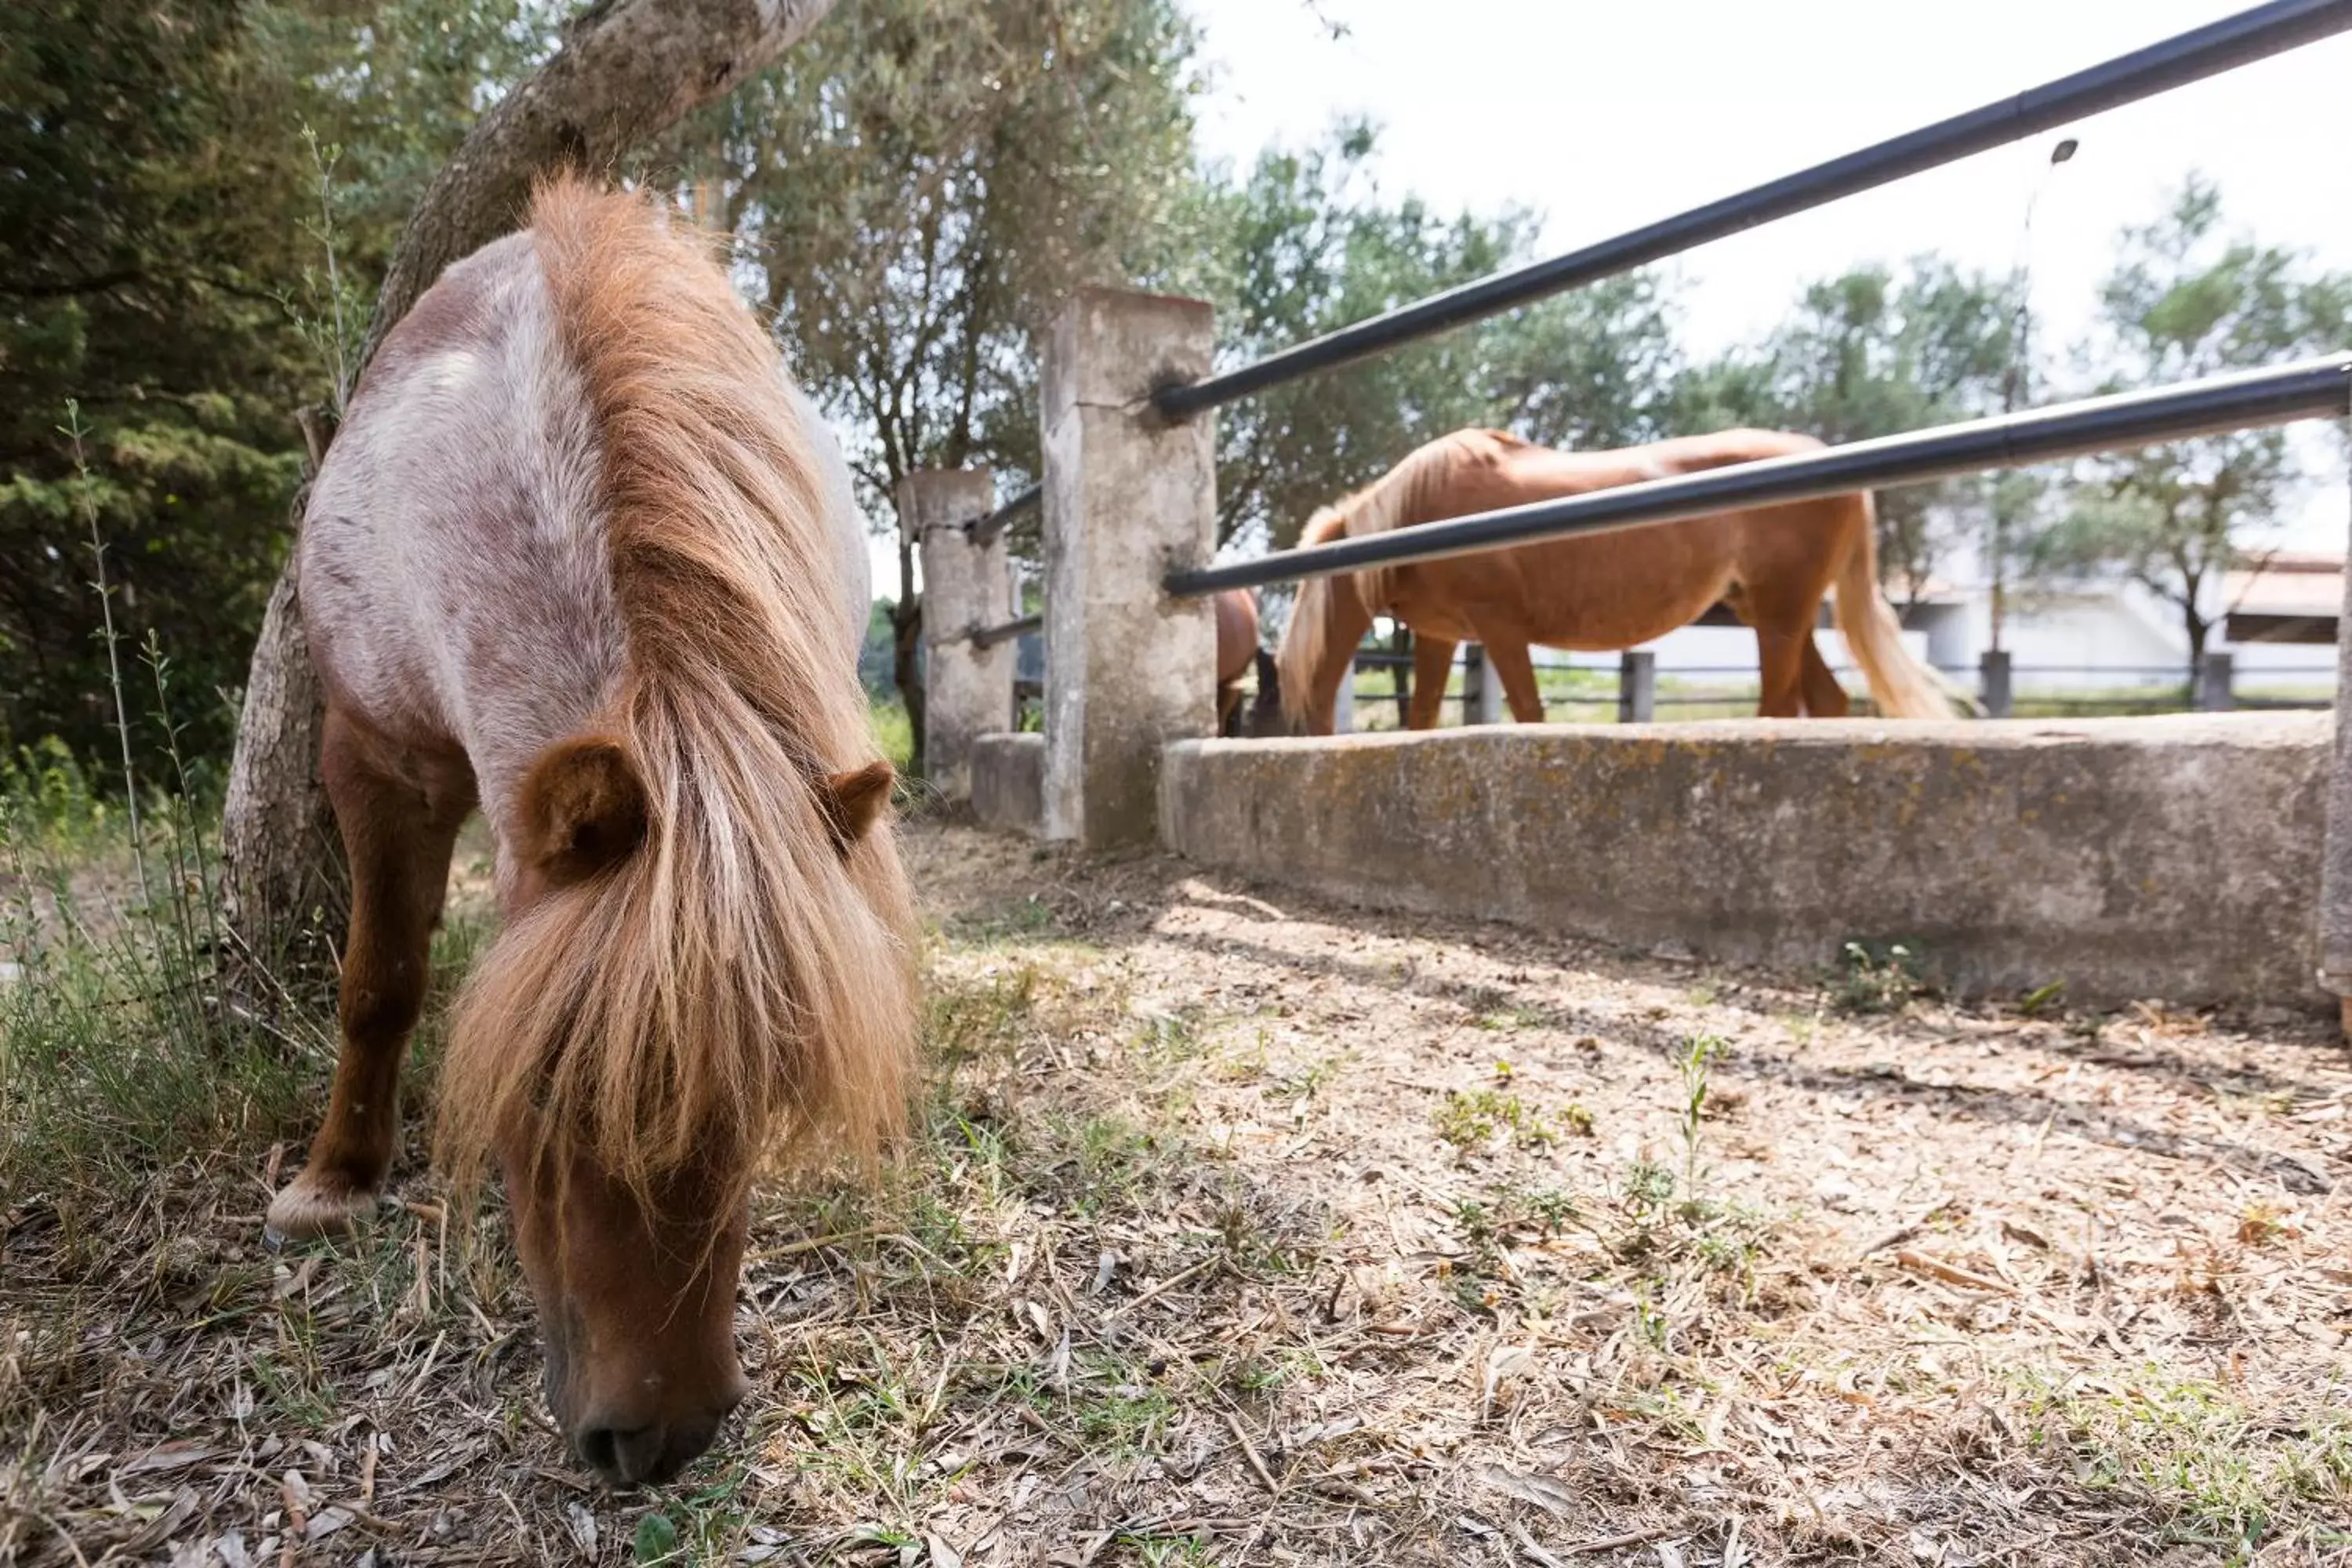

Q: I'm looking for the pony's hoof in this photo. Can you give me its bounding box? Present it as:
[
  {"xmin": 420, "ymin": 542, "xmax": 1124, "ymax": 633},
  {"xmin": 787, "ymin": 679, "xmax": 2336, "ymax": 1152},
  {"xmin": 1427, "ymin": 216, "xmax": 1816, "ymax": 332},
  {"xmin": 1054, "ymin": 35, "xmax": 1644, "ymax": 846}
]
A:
[{"xmin": 264, "ymin": 1172, "xmax": 382, "ymax": 1247}]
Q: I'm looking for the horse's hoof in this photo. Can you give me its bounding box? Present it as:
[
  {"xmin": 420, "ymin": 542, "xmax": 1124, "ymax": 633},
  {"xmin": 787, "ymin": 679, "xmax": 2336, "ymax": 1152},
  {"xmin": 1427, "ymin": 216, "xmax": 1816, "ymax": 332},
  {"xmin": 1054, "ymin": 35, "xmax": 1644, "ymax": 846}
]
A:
[{"xmin": 264, "ymin": 1172, "xmax": 382, "ymax": 1247}]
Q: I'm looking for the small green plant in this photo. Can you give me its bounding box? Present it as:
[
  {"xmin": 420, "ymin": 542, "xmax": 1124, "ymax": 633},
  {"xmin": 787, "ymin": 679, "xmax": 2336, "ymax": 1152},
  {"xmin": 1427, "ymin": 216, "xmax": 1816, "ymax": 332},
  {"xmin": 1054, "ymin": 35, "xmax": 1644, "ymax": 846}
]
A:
[
  {"xmin": 633, "ymin": 1512, "xmax": 681, "ymax": 1564},
  {"xmin": 1675, "ymin": 1033, "xmax": 1726, "ymax": 1195},
  {"xmin": 1525, "ymin": 1187, "xmax": 1577, "ymax": 1236},
  {"xmin": 1263, "ymin": 1054, "xmax": 1338, "ymax": 1103},
  {"xmin": 2017, "ymin": 978, "xmax": 2067, "ymax": 1015},
  {"xmin": 1434, "ymin": 1089, "xmax": 1554, "ymax": 1151},
  {"xmin": 1621, "ymin": 1160, "xmax": 1677, "ymax": 1221},
  {"xmin": 1835, "ymin": 939, "xmax": 1928, "ymax": 1014}
]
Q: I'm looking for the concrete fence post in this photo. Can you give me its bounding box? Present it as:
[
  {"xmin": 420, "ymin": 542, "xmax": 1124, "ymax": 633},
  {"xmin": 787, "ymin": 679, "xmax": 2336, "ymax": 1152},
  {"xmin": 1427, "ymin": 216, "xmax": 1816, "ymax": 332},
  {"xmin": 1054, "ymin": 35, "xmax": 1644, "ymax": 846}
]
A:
[
  {"xmin": 2194, "ymin": 648, "xmax": 2235, "ymax": 712},
  {"xmin": 1040, "ymin": 288, "xmax": 1217, "ymax": 848},
  {"xmin": 1618, "ymin": 650, "xmax": 1656, "ymax": 724},
  {"xmin": 907, "ymin": 467, "xmax": 1007, "ymax": 802},
  {"xmin": 2320, "ymin": 559, "xmax": 2352, "ymax": 1036},
  {"xmin": 1462, "ymin": 644, "xmax": 1504, "ymax": 725},
  {"xmin": 1980, "ymin": 648, "xmax": 2013, "ymax": 719}
]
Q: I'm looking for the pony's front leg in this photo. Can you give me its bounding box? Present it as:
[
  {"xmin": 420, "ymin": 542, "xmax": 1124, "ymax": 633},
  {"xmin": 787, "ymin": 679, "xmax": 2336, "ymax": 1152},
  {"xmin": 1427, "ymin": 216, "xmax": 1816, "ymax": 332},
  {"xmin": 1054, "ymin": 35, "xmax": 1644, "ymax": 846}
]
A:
[{"xmin": 267, "ymin": 710, "xmax": 470, "ymax": 1243}]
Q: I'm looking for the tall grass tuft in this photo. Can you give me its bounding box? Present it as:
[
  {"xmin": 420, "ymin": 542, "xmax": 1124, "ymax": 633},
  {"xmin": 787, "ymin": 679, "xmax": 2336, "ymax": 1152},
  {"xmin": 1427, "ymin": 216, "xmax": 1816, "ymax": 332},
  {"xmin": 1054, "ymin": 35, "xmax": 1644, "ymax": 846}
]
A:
[{"xmin": 0, "ymin": 415, "xmax": 330, "ymax": 1225}]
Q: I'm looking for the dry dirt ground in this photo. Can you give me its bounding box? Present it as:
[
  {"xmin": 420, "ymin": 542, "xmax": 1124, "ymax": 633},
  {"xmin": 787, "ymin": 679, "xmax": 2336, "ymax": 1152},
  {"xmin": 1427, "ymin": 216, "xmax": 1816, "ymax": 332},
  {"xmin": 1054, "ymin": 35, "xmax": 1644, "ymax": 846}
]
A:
[{"xmin": 5, "ymin": 818, "xmax": 2351, "ymax": 1566}]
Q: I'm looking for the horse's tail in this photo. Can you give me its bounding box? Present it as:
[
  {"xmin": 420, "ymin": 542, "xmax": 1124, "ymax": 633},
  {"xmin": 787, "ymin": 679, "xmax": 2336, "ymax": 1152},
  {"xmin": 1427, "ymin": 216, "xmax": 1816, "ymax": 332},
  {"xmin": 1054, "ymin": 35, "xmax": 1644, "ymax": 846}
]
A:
[
  {"xmin": 1831, "ymin": 493, "xmax": 1970, "ymax": 720},
  {"xmin": 1272, "ymin": 576, "xmax": 1332, "ymax": 731}
]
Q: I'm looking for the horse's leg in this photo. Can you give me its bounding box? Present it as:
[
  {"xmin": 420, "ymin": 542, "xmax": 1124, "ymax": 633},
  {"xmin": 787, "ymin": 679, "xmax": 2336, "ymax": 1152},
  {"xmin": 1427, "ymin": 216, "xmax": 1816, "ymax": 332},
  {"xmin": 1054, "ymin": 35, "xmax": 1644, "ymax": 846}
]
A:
[
  {"xmin": 1481, "ymin": 639, "xmax": 1548, "ymax": 724},
  {"xmin": 1798, "ymin": 634, "xmax": 1851, "ymax": 717},
  {"xmin": 1217, "ymin": 680, "xmax": 1242, "ymax": 737},
  {"xmin": 1407, "ymin": 634, "xmax": 1457, "ymax": 729},
  {"xmin": 1751, "ymin": 622, "xmax": 1808, "ymax": 718},
  {"xmin": 267, "ymin": 711, "xmax": 469, "ymax": 1241}
]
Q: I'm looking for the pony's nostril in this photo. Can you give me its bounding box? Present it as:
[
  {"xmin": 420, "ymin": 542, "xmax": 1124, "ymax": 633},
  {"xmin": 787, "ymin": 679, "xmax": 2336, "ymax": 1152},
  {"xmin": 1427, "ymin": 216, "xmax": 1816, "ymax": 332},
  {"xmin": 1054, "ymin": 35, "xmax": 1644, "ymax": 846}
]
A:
[{"xmin": 577, "ymin": 1422, "xmax": 657, "ymax": 1485}]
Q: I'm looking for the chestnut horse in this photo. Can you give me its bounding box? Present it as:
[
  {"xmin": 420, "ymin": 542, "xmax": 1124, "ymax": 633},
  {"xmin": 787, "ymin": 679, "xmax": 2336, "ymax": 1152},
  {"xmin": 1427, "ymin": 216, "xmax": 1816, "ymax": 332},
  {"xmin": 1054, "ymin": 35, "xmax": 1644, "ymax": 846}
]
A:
[
  {"xmin": 1214, "ymin": 588, "xmax": 1259, "ymax": 736},
  {"xmin": 1265, "ymin": 427, "xmax": 1963, "ymax": 732},
  {"xmin": 270, "ymin": 180, "xmax": 918, "ymax": 1486}
]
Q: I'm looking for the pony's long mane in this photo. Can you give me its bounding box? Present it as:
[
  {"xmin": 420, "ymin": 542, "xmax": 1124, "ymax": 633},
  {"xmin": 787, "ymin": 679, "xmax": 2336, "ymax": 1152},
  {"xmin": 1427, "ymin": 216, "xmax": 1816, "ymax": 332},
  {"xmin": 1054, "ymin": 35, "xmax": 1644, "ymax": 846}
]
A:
[{"xmin": 437, "ymin": 180, "xmax": 917, "ymax": 1203}]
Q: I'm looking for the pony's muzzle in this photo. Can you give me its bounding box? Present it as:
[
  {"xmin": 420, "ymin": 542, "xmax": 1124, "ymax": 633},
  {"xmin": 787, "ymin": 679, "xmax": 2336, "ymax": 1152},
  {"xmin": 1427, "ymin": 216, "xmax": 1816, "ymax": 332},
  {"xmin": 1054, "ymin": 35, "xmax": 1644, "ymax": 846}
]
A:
[{"xmin": 577, "ymin": 1375, "xmax": 746, "ymax": 1488}]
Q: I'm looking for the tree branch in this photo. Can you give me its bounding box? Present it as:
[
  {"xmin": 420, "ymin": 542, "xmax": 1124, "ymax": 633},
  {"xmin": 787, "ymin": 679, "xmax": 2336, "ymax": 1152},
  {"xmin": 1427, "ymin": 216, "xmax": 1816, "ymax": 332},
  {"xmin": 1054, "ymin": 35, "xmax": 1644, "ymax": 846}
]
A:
[{"xmin": 359, "ymin": 0, "xmax": 844, "ymax": 375}]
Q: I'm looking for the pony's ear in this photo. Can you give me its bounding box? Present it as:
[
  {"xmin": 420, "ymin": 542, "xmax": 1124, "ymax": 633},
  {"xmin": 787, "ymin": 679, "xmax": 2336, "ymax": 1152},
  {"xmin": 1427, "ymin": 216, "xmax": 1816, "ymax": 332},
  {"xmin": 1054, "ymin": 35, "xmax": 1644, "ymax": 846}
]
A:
[
  {"xmin": 819, "ymin": 760, "xmax": 895, "ymax": 852},
  {"xmin": 517, "ymin": 735, "xmax": 648, "ymax": 888}
]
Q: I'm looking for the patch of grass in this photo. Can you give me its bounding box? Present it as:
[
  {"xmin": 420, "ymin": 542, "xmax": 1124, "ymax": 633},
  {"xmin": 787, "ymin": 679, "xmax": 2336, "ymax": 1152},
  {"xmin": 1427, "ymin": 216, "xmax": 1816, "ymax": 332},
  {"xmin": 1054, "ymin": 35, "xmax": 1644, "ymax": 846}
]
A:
[
  {"xmin": 1472, "ymin": 1002, "xmax": 1551, "ymax": 1033},
  {"xmin": 1073, "ymin": 1358, "xmax": 1175, "ymax": 1454},
  {"xmin": 1432, "ymin": 1088, "xmax": 1557, "ymax": 1152},
  {"xmin": 1262, "ymin": 1054, "xmax": 1340, "ymax": 1104},
  {"xmin": 868, "ymin": 695, "xmax": 914, "ymax": 774},
  {"xmin": 1117, "ymin": 1529, "xmax": 1215, "ymax": 1567},
  {"xmin": 924, "ymin": 961, "xmax": 1041, "ymax": 1061},
  {"xmin": 2011, "ymin": 1367, "xmax": 2352, "ymax": 1552},
  {"xmin": 960, "ymin": 891, "xmax": 1060, "ymax": 942}
]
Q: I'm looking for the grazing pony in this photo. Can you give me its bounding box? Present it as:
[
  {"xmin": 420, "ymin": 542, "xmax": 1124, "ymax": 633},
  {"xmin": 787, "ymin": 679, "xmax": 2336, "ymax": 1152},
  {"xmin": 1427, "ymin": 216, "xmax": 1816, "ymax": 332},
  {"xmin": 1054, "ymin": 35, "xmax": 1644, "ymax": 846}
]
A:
[
  {"xmin": 1214, "ymin": 588, "xmax": 1261, "ymax": 736},
  {"xmin": 1263, "ymin": 427, "xmax": 1963, "ymax": 732},
  {"xmin": 269, "ymin": 179, "xmax": 918, "ymax": 1487}
]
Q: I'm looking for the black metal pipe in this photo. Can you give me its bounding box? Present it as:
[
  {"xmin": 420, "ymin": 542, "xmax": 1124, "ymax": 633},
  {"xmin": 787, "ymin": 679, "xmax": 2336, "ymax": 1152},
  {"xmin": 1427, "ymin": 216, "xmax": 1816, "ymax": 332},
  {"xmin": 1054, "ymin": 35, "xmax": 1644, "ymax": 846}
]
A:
[
  {"xmin": 969, "ymin": 612, "xmax": 1042, "ymax": 648},
  {"xmin": 965, "ymin": 484, "xmax": 1041, "ymax": 547},
  {"xmin": 1154, "ymin": 0, "xmax": 2352, "ymax": 419},
  {"xmin": 1163, "ymin": 355, "xmax": 2352, "ymax": 598}
]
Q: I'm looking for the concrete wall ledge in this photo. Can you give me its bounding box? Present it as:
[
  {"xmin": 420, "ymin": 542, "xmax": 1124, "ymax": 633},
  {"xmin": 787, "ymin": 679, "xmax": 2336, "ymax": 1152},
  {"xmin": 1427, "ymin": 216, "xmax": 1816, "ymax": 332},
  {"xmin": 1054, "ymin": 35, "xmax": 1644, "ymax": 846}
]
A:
[
  {"xmin": 1160, "ymin": 713, "xmax": 2333, "ymax": 1007},
  {"xmin": 972, "ymin": 731, "xmax": 1044, "ymax": 835}
]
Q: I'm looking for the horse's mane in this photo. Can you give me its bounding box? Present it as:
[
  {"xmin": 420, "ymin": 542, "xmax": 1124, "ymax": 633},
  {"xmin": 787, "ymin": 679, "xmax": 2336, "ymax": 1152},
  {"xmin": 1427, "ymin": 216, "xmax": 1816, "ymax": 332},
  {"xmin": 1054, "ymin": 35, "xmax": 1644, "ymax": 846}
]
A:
[
  {"xmin": 1272, "ymin": 434, "xmax": 1486, "ymax": 728},
  {"xmin": 437, "ymin": 179, "xmax": 916, "ymax": 1203}
]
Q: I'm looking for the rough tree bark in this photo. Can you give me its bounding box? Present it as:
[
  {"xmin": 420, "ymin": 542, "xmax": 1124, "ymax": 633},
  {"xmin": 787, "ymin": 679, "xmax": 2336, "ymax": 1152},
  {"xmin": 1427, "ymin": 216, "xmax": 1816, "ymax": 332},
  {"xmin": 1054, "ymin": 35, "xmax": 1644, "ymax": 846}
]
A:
[{"xmin": 220, "ymin": 0, "xmax": 843, "ymax": 971}]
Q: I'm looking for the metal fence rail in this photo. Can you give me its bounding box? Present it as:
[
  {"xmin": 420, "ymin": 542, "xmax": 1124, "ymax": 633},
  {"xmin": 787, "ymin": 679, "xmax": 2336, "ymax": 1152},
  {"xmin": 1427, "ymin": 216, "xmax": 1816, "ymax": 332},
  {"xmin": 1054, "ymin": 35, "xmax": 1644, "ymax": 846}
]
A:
[
  {"xmin": 970, "ymin": 612, "xmax": 1042, "ymax": 648},
  {"xmin": 1152, "ymin": 0, "xmax": 2352, "ymax": 419},
  {"xmin": 1163, "ymin": 355, "xmax": 2352, "ymax": 598},
  {"xmin": 966, "ymin": 484, "xmax": 1042, "ymax": 548}
]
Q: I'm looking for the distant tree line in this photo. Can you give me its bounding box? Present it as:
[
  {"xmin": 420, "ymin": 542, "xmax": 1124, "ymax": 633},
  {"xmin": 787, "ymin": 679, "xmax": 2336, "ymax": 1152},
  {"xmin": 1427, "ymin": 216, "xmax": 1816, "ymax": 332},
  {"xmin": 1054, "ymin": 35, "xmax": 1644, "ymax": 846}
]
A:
[{"xmin": 4, "ymin": 0, "xmax": 2345, "ymax": 778}]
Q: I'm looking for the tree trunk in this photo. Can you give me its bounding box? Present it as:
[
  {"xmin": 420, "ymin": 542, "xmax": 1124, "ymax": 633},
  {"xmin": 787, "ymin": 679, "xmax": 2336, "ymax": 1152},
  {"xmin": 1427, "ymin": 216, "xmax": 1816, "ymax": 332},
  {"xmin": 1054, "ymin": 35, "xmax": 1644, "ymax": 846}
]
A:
[
  {"xmin": 220, "ymin": 0, "xmax": 843, "ymax": 971},
  {"xmin": 893, "ymin": 519, "xmax": 926, "ymax": 778},
  {"xmin": 219, "ymin": 564, "xmax": 342, "ymax": 990}
]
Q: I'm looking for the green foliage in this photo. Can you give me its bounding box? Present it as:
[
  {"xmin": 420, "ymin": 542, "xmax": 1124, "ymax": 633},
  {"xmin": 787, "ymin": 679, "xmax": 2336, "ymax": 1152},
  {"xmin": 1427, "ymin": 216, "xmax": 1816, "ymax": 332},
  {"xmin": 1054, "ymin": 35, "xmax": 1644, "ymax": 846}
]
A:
[
  {"xmin": 0, "ymin": 0, "xmax": 551, "ymax": 768},
  {"xmin": 695, "ymin": 0, "xmax": 1201, "ymax": 514},
  {"xmin": 1178, "ymin": 125, "xmax": 1680, "ymax": 551},
  {"xmin": 1674, "ymin": 257, "xmax": 2025, "ymax": 601},
  {"xmin": 2034, "ymin": 176, "xmax": 2352, "ymax": 658}
]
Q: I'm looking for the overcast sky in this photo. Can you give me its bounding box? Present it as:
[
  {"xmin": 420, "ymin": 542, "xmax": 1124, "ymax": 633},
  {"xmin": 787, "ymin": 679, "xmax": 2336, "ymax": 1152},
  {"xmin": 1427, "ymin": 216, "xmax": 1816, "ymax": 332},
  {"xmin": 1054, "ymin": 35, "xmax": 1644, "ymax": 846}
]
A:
[
  {"xmin": 873, "ymin": 1, "xmax": 2351, "ymax": 593},
  {"xmin": 1185, "ymin": 0, "xmax": 2351, "ymax": 360}
]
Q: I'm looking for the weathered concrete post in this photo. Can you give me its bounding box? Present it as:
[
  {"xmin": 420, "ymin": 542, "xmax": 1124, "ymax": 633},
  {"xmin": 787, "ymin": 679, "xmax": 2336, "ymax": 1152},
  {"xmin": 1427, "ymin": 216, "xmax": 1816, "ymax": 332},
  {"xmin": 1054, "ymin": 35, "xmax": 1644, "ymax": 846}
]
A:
[
  {"xmin": 909, "ymin": 468, "xmax": 1010, "ymax": 803},
  {"xmin": 1040, "ymin": 288, "xmax": 1217, "ymax": 847},
  {"xmin": 1980, "ymin": 649, "xmax": 2013, "ymax": 719},
  {"xmin": 2194, "ymin": 649, "xmax": 2235, "ymax": 713},
  {"xmin": 2318, "ymin": 562, "xmax": 2352, "ymax": 1036},
  {"xmin": 1465, "ymin": 645, "xmax": 1504, "ymax": 724},
  {"xmin": 1619, "ymin": 650, "xmax": 1657, "ymax": 724}
]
